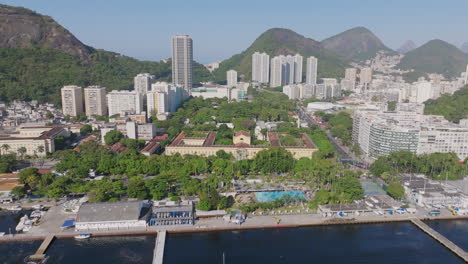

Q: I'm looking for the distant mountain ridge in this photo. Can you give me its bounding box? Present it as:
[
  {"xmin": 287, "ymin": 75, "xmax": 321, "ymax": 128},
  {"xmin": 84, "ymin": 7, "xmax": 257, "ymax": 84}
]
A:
[
  {"xmin": 398, "ymin": 39, "xmax": 468, "ymax": 79},
  {"xmin": 321, "ymin": 27, "xmax": 396, "ymax": 61},
  {"xmin": 212, "ymin": 28, "xmax": 349, "ymax": 82},
  {"xmin": 0, "ymin": 4, "xmax": 93, "ymax": 61},
  {"xmin": 397, "ymin": 40, "xmax": 417, "ymax": 54},
  {"xmin": 461, "ymin": 42, "xmax": 468, "ymax": 54}
]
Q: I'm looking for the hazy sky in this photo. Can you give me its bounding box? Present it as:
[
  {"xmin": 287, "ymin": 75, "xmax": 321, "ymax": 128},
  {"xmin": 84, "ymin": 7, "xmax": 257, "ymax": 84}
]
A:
[{"xmin": 1, "ymin": 0, "xmax": 467, "ymax": 63}]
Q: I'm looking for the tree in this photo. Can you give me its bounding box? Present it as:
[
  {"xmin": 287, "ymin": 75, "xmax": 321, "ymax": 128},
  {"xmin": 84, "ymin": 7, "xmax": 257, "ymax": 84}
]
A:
[
  {"xmin": 37, "ymin": 145, "xmax": 45, "ymax": 156},
  {"xmin": 17, "ymin": 147, "xmax": 27, "ymax": 159},
  {"xmin": 253, "ymin": 147, "xmax": 294, "ymax": 174},
  {"xmin": 1, "ymin": 144, "xmax": 10, "ymax": 155},
  {"xmin": 127, "ymin": 176, "xmax": 149, "ymax": 200},
  {"xmin": 104, "ymin": 130, "xmax": 124, "ymax": 146},
  {"xmin": 11, "ymin": 186, "xmax": 26, "ymax": 198},
  {"xmin": 80, "ymin": 124, "xmax": 93, "ymax": 135},
  {"xmin": 0, "ymin": 154, "xmax": 16, "ymax": 173},
  {"xmin": 386, "ymin": 182, "xmax": 405, "ymax": 200},
  {"xmin": 46, "ymin": 111, "xmax": 54, "ymax": 119}
]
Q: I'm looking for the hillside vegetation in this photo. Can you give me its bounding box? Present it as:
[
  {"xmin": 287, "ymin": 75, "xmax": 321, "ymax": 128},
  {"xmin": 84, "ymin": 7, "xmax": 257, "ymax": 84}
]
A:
[
  {"xmin": 398, "ymin": 39, "xmax": 468, "ymax": 79},
  {"xmin": 0, "ymin": 4, "xmax": 212, "ymax": 104},
  {"xmin": 424, "ymin": 86, "xmax": 468, "ymax": 123}
]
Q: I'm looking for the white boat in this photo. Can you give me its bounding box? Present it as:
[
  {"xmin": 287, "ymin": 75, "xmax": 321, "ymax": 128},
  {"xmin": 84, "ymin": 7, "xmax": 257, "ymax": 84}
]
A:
[
  {"xmin": 7, "ymin": 205, "xmax": 22, "ymax": 211},
  {"xmin": 32, "ymin": 204, "xmax": 43, "ymax": 210},
  {"xmin": 74, "ymin": 234, "xmax": 91, "ymax": 239},
  {"xmin": 15, "ymin": 215, "xmax": 28, "ymax": 232},
  {"xmin": 30, "ymin": 210, "xmax": 45, "ymax": 218}
]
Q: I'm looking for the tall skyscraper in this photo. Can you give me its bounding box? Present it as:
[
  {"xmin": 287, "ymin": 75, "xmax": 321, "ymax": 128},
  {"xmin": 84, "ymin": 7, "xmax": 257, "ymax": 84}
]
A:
[
  {"xmin": 84, "ymin": 86, "xmax": 107, "ymax": 117},
  {"xmin": 252, "ymin": 52, "xmax": 270, "ymax": 83},
  {"xmin": 306, "ymin": 56, "xmax": 318, "ymax": 85},
  {"xmin": 61, "ymin": 85, "xmax": 83, "ymax": 117},
  {"xmin": 293, "ymin": 54, "xmax": 303, "ymax": 83},
  {"xmin": 360, "ymin": 67, "xmax": 373, "ymax": 89},
  {"xmin": 227, "ymin": 70, "xmax": 238, "ymax": 87},
  {"xmin": 134, "ymin": 73, "xmax": 155, "ymax": 94},
  {"xmin": 270, "ymin": 55, "xmax": 284, "ymax": 87},
  {"xmin": 172, "ymin": 35, "xmax": 193, "ymax": 94}
]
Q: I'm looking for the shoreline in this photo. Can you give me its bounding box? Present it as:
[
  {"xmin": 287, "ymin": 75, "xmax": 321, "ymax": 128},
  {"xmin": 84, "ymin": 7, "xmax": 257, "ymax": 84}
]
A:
[{"xmin": 1, "ymin": 215, "xmax": 467, "ymax": 242}]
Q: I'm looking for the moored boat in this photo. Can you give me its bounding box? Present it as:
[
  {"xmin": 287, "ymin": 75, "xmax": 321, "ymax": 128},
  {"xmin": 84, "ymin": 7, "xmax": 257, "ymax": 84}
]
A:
[{"xmin": 74, "ymin": 233, "xmax": 91, "ymax": 239}]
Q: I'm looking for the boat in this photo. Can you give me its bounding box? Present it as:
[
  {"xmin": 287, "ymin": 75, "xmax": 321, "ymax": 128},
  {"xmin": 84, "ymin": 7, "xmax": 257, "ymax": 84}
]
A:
[
  {"xmin": 30, "ymin": 210, "xmax": 45, "ymax": 218},
  {"xmin": 74, "ymin": 233, "xmax": 91, "ymax": 239},
  {"xmin": 15, "ymin": 215, "xmax": 28, "ymax": 232},
  {"xmin": 32, "ymin": 204, "xmax": 44, "ymax": 210},
  {"xmin": 6, "ymin": 205, "xmax": 22, "ymax": 211}
]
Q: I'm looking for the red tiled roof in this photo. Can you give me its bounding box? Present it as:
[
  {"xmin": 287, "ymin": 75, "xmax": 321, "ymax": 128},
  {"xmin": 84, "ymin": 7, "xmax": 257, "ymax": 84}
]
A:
[{"xmin": 234, "ymin": 130, "xmax": 250, "ymax": 137}]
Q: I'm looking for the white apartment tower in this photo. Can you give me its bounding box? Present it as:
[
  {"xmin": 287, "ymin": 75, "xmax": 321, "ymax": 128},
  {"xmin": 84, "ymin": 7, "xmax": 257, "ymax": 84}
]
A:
[
  {"xmin": 360, "ymin": 67, "xmax": 373, "ymax": 88},
  {"xmin": 464, "ymin": 64, "xmax": 468, "ymax": 85},
  {"xmin": 172, "ymin": 35, "xmax": 193, "ymax": 93},
  {"xmin": 270, "ymin": 55, "xmax": 284, "ymax": 87},
  {"xmin": 84, "ymin": 86, "xmax": 107, "ymax": 117},
  {"xmin": 227, "ymin": 70, "xmax": 238, "ymax": 87},
  {"xmin": 252, "ymin": 52, "xmax": 270, "ymax": 83},
  {"xmin": 61, "ymin": 85, "xmax": 83, "ymax": 117},
  {"xmin": 293, "ymin": 54, "xmax": 303, "ymax": 83},
  {"xmin": 306, "ymin": 56, "xmax": 318, "ymax": 85},
  {"xmin": 134, "ymin": 73, "xmax": 155, "ymax": 94},
  {"xmin": 106, "ymin": 90, "xmax": 144, "ymax": 117}
]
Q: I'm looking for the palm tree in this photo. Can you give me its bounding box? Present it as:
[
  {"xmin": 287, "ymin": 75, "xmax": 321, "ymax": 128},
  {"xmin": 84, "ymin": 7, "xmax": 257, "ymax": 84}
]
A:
[
  {"xmin": 37, "ymin": 145, "xmax": 45, "ymax": 155},
  {"xmin": 1, "ymin": 144, "xmax": 10, "ymax": 155},
  {"xmin": 17, "ymin": 147, "xmax": 27, "ymax": 159}
]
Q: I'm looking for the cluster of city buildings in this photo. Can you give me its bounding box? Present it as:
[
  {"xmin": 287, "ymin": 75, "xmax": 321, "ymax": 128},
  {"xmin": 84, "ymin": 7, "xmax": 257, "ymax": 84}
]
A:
[
  {"xmin": 62, "ymin": 35, "xmax": 195, "ymax": 121},
  {"xmin": 352, "ymin": 103, "xmax": 468, "ymax": 160},
  {"xmin": 0, "ymin": 101, "xmax": 61, "ymax": 127}
]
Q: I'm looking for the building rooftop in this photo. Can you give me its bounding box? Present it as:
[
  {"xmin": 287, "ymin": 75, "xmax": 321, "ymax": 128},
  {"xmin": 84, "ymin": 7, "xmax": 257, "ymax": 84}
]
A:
[{"xmin": 76, "ymin": 201, "xmax": 145, "ymax": 223}]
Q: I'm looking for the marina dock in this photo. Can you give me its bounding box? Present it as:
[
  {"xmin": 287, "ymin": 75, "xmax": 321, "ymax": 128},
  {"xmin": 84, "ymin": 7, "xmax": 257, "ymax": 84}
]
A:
[
  {"xmin": 153, "ymin": 231, "xmax": 166, "ymax": 264},
  {"xmin": 411, "ymin": 219, "xmax": 468, "ymax": 262},
  {"xmin": 29, "ymin": 235, "xmax": 55, "ymax": 260}
]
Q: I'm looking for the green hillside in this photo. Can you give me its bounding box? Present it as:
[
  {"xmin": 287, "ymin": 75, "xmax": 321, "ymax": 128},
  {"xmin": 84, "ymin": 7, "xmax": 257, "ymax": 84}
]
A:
[
  {"xmin": 424, "ymin": 85, "xmax": 468, "ymax": 123},
  {"xmin": 398, "ymin": 39, "xmax": 468, "ymax": 79},
  {"xmin": 321, "ymin": 27, "xmax": 396, "ymax": 61},
  {"xmin": 212, "ymin": 28, "xmax": 349, "ymax": 82},
  {"xmin": 0, "ymin": 4, "xmax": 213, "ymax": 104}
]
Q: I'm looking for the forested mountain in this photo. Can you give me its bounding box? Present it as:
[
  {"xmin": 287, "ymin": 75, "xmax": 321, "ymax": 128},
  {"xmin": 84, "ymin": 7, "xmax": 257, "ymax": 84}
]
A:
[
  {"xmin": 0, "ymin": 4, "xmax": 212, "ymax": 104},
  {"xmin": 398, "ymin": 39, "xmax": 468, "ymax": 80},
  {"xmin": 321, "ymin": 27, "xmax": 396, "ymax": 61},
  {"xmin": 424, "ymin": 86, "xmax": 468, "ymax": 123}
]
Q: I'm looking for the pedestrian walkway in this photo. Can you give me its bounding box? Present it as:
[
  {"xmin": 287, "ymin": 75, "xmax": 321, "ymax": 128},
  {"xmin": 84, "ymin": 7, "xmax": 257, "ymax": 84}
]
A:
[
  {"xmin": 411, "ymin": 219, "xmax": 468, "ymax": 262},
  {"xmin": 153, "ymin": 231, "xmax": 166, "ymax": 264}
]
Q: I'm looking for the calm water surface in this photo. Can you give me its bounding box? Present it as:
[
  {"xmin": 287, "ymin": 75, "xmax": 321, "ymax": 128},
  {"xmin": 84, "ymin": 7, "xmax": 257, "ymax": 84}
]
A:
[
  {"xmin": 165, "ymin": 222, "xmax": 465, "ymax": 264},
  {"xmin": 426, "ymin": 219, "xmax": 468, "ymax": 251}
]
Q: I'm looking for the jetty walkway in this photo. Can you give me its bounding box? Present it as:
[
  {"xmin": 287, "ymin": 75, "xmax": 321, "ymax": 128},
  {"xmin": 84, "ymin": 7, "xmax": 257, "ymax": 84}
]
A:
[
  {"xmin": 153, "ymin": 230, "xmax": 166, "ymax": 264},
  {"xmin": 411, "ymin": 219, "xmax": 468, "ymax": 262}
]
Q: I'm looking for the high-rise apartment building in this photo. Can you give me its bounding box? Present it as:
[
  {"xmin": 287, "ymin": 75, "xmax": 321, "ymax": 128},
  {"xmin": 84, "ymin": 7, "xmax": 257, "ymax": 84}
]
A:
[
  {"xmin": 106, "ymin": 90, "xmax": 144, "ymax": 117},
  {"xmin": 84, "ymin": 86, "xmax": 107, "ymax": 117},
  {"xmin": 252, "ymin": 52, "xmax": 270, "ymax": 83},
  {"xmin": 345, "ymin": 68, "xmax": 357, "ymax": 83},
  {"xmin": 134, "ymin": 73, "xmax": 155, "ymax": 94},
  {"xmin": 61, "ymin": 85, "xmax": 83, "ymax": 117},
  {"xmin": 306, "ymin": 56, "xmax": 318, "ymax": 85},
  {"xmin": 293, "ymin": 54, "xmax": 303, "ymax": 84},
  {"xmin": 147, "ymin": 90, "xmax": 168, "ymax": 119},
  {"xmin": 172, "ymin": 35, "xmax": 193, "ymax": 93},
  {"xmin": 227, "ymin": 70, "xmax": 238, "ymax": 87},
  {"xmin": 360, "ymin": 67, "xmax": 373, "ymax": 88},
  {"xmin": 270, "ymin": 55, "xmax": 284, "ymax": 87},
  {"xmin": 464, "ymin": 64, "xmax": 468, "ymax": 85}
]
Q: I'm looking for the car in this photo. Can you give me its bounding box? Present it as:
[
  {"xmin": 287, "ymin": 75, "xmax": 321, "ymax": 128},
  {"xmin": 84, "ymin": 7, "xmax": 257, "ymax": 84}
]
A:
[{"xmin": 427, "ymin": 210, "xmax": 440, "ymax": 216}]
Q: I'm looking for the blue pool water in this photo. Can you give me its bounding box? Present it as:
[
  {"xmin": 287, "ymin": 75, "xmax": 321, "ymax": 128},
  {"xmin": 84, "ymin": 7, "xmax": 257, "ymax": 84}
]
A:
[{"xmin": 255, "ymin": 191, "xmax": 306, "ymax": 202}]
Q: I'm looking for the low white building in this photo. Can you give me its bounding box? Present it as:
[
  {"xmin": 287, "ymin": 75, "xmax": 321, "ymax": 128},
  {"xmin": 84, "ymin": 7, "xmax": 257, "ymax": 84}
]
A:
[{"xmin": 75, "ymin": 201, "xmax": 150, "ymax": 232}]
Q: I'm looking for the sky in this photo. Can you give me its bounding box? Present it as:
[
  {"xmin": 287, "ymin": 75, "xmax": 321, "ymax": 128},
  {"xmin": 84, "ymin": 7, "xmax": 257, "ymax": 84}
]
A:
[{"xmin": 1, "ymin": 0, "xmax": 467, "ymax": 63}]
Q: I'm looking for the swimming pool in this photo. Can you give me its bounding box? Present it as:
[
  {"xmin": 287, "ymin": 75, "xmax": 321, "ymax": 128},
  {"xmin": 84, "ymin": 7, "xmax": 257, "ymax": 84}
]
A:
[{"xmin": 255, "ymin": 191, "xmax": 306, "ymax": 202}]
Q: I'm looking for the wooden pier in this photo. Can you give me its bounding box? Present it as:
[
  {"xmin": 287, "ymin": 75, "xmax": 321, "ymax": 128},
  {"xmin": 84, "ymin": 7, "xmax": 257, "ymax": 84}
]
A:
[
  {"xmin": 29, "ymin": 235, "xmax": 55, "ymax": 260},
  {"xmin": 411, "ymin": 219, "xmax": 468, "ymax": 262},
  {"xmin": 152, "ymin": 231, "xmax": 166, "ymax": 264}
]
